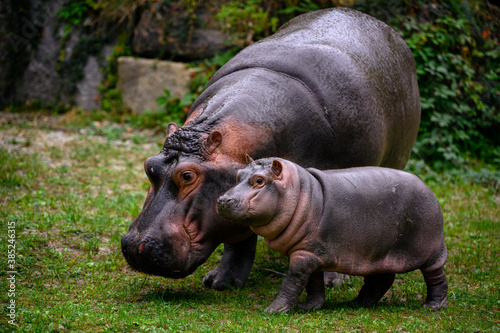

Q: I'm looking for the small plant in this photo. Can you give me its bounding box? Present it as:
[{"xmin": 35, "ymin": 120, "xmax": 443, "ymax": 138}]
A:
[
  {"xmin": 156, "ymin": 89, "xmax": 196, "ymax": 125},
  {"xmin": 98, "ymin": 33, "xmax": 132, "ymax": 113},
  {"xmin": 57, "ymin": 0, "xmax": 94, "ymax": 28},
  {"xmin": 189, "ymin": 49, "xmax": 238, "ymax": 95},
  {"xmin": 278, "ymin": 0, "xmax": 322, "ymax": 15},
  {"xmin": 216, "ymin": 0, "xmax": 279, "ymax": 46}
]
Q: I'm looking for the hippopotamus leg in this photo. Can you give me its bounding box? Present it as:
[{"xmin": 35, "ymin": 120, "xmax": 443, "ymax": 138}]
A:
[
  {"xmin": 421, "ymin": 266, "xmax": 448, "ymax": 310},
  {"xmin": 298, "ymin": 271, "xmax": 326, "ymax": 310},
  {"xmin": 202, "ymin": 233, "xmax": 258, "ymax": 290},
  {"xmin": 352, "ymin": 274, "xmax": 396, "ymax": 307},
  {"xmin": 265, "ymin": 252, "xmax": 322, "ymax": 314}
]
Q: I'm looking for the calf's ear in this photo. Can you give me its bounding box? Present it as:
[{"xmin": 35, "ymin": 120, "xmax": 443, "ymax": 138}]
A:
[
  {"xmin": 245, "ymin": 154, "xmax": 254, "ymax": 164},
  {"xmin": 271, "ymin": 160, "xmax": 283, "ymax": 178}
]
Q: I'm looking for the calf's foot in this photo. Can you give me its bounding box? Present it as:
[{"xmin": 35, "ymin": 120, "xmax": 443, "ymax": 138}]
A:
[
  {"xmin": 421, "ymin": 266, "xmax": 448, "ymax": 311},
  {"xmin": 298, "ymin": 271, "xmax": 325, "ymax": 310},
  {"xmin": 352, "ymin": 273, "xmax": 395, "ymax": 307},
  {"xmin": 265, "ymin": 299, "xmax": 296, "ymax": 314}
]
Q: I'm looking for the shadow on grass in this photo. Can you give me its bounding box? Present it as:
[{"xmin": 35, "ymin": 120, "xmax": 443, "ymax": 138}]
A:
[
  {"xmin": 320, "ymin": 298, "xmax": 423, "ymax": 313},
  {"xmin": 138, "ymin": 287, "xmax": 216, "ymax": 306}
]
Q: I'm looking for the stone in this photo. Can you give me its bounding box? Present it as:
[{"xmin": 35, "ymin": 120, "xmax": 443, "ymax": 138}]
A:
[
  {"xmin": 0, "ymin": 0, "xmax": 13, "ymax": 107},
  {"xmin": 116, "ymin": 56, "xmax": 195, "ymax": 113},
  {"xmin": 174, "ymin": 28, "xmax": 230, "ymax": 61},
  {"xmin": 75, "ymin": 56, "xmax": 102, "ymax": 111},
  {"xmin": 75, "ymin": 44, "xmax": 114, "ymax": 111},
  {"xmin": 8, "ymin": 0, "xmax": 115, "ymax": 110},
  {"xmin": 15, "ymin": 5, "xmax": 66, "ymax": 106},
  {"xmin": 131, "ymin": 2, "xmax": 231, "ymax": 61}
]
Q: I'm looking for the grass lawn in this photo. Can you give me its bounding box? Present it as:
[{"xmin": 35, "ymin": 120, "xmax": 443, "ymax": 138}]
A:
[{"xmin": 1, "ymin": 110, "xmax": 498, "ymax": 332}]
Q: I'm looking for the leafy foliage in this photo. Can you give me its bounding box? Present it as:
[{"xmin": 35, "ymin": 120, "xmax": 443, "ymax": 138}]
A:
[
  {"xmin": 57, "ymin": 0, "xmax": 95, "ymax": 27},
  {"xmin": 216, "ymin": 0, "xmax": 280, "ymax": 46},
  {"xmin": 396, "ymin": 14, "xmax": 500, "ymax": 172},
  {"xmin": 156, "ymin": 89, "xmax": 197, "ymax": 125}
]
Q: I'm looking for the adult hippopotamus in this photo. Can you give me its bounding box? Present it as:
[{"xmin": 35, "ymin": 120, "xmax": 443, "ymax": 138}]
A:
[
  {"xmin": 217, "ymin": 158, "xmax": 447, "ymax": 313},
  {"xmin": 121, "ymin": 7, "xmax": 421, "ymax": 290}
]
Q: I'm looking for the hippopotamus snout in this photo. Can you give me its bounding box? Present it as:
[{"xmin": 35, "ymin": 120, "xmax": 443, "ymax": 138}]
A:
[
  {"xmin": 121, "ymin": 234, "xmax": 153, "ymax": 258},
  {"xmin": 121, "ymin": 219, "xmax": 194, "ymax": 279},
  {"xmin": 121, "ymin": 233, "xmax": 168, "ymax": 273},
  {"xmin": 216, "ymin": 193, "xmax": 241, "ymax": 220}
]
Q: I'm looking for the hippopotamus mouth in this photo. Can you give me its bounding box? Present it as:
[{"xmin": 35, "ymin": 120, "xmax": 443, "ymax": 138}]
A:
[{"xmin": 121, "ymin": 220, "xmax": 207, "ymax": 279}]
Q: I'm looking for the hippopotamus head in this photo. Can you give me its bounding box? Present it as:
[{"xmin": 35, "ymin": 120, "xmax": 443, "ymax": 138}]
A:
[
  {"xmin": 121, "ymin": 122, "xmax": 255, "ymax": 278},
  {"xmin": 217, "ymin": 158, "xmax": 300, "ymax": 232}
]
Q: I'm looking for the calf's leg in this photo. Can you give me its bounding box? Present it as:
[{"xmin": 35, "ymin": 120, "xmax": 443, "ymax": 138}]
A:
[
  {"xmin": 421, "ymin": 266, "xmax": 448, "ymax": 311},
  {"xmin": 352, "ymin": 273, "xmax": 395, "ymax": 307},
  {"xmin": 299, "ymin": 271, "xmax": 325, "ymax": 310}
]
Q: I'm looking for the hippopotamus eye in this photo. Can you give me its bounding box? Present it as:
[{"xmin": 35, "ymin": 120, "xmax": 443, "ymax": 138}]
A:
[
  {"xmin": 182, "ymin": 171, "xmax": 193, "ymax": 182},
  {"xmin": 171, "ymin": 163, "xmax": 204, "ymax": 197},
  {"xmin": 252, "ymin": 176, "xmax": 266, "ymax": 188}
]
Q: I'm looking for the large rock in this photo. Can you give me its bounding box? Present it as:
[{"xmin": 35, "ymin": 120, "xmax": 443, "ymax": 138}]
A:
[
  {"xmin": 75, "ymin": 44, "xmax": 114, "ymax": 111},
  {"xmin": 117, "ymin": 56, "xmax": 195, "ymax": 113},
  {"xmin": 15, "ymin": 7, "xmax": 68, "ymax": 106},
  {"xmin": 2, "ymin": 0, "xmax": 114, "ymax": 110},
  {"xmin": 0, "ymin": 1, "xmax": 13, "ymax": 107},
  {"xmin": 132, "ymin": 2, "xmax": 231, "ymax": 61}
]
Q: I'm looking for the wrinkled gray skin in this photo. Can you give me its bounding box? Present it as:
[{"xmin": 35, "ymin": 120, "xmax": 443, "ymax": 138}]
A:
[
  {"xmin": 218, "ymin": 158, "xmax": 448, "ymax": 313},
  {"xmin": 121, "ymin": 8, "xmax": 421, "ymax": 290}
]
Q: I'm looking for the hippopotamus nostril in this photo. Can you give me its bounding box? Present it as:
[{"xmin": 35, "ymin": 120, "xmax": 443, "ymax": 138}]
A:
[
  {"xmin": 138, "ymin": 241, "xmax": 146, "ymax": 254},
  {"xmin": 218, "ymin": 195, "xmax": 231, "ymax": 207}
]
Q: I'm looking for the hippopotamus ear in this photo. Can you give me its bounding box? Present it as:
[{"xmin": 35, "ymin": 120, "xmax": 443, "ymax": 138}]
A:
[
  {"xmin": 166, "ymin": 122, "xmax": 179, "ymax": 137},
  {"xmin": 271, "ymin": 159, "xmax": 283, "ymax": 179},
  {"xmin": 205, "ymin": 130, "xmax": 222, "ymax": 154},
  {"xmin": 245, "ymin": 154, "xmax": 255, "ymax": 165}
]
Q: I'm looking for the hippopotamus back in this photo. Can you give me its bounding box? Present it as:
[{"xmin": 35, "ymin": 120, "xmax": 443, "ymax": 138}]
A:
[{"xmin": 195, "ymin": 7, "xmax": 420, "ymax": 169}]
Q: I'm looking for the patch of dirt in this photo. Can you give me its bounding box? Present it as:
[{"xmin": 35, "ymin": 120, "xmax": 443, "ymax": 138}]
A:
[
  {"xmin": 0, "ymin": 111, "xmax": 160, "ymax": 168},
  {"xmin": 0, "ymin": 127, "xmax": 75, "ymax": 153}
]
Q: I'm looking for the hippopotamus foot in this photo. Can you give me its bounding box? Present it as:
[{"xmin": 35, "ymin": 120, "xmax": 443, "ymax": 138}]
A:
[
  {"xmin": 324, "ymin": 272, "xmax": 350, "ymax": 288},
  {"xmin": 266, "ymin": 299, "xmax": 296, "ymax": 314},
  {"xmin": 202, "ymin": 234, "xmax": 257, "ymax": 290},
  {"xmin": 298, "ymin": 271, "xmax": 325, "ymax": 310},
  {"xmin": 352, "ymin": 273, "xmax": 395, "ymax": 307},
  {"xmin": 421, "ymin": 266, "xmax": 448, "ymax": 311},
  {"xmin": 265, "ymin": 252, "xmax": 322, "ymax": 314}
]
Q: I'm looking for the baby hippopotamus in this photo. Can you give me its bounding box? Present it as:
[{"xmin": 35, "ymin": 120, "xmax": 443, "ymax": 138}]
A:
[{"xmin": 217, "ymin": 158, "xmax": 448, "ymax": 313}]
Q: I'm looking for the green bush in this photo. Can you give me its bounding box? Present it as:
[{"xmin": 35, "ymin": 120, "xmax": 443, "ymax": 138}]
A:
[
  {"xmin": 216, "ymin": 0, "xmax": 280, "ymax": 46},
  {"xmin": 394, "ymin": 11, "xmax": 500, "ymax": 172}
]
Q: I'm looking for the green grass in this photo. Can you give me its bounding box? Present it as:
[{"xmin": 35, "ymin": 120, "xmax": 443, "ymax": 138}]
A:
[{"xmin": 1, "ymin": 110, "xmax": 499, "ymax": 332}]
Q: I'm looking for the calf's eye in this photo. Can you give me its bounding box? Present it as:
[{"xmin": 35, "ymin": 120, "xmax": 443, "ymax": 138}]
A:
[{"xmin": 253, "ymin": 177, "xmax": 265, "ymax": 187}]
